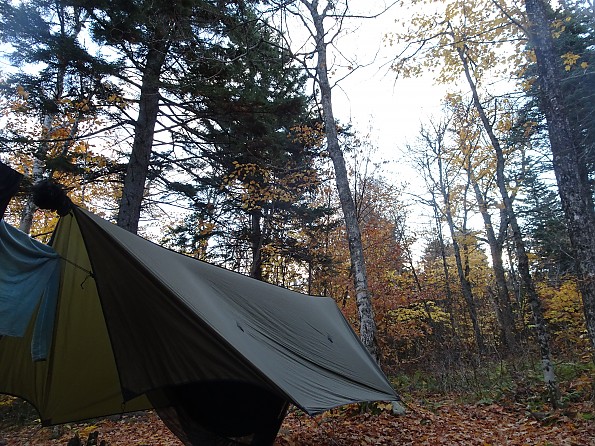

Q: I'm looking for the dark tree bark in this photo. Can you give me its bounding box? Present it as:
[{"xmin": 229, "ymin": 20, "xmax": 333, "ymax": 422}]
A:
[
  {"xmin": 468, "ymin": 170, "xmax": 517, "ymax": 351},
  {"xmin": 431, "ymin": 196, "xmax": 458, "ymax": 338},
  {"xmin": 117, "ymin": 40, "xmax": 169, "ymax": 233},
  {"xmin": 250, "ymin": 210, "xmax": 264, "ymax": 281},
  {"xmin": 524, "ymin": 0, "xmax": 595, "ymax": 361},
  {"xmin": 436, "ymin": 152, "xmax": 485, "ymax": 354}
]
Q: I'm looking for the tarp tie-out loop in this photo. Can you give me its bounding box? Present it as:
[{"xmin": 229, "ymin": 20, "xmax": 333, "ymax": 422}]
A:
[
  {"xmin": 80, "ymin": 273, "xmax": 94, "ymax": 290},
  {"xmin": 59, "ymin": 256, "xmax": 95, "ymax": 288}
]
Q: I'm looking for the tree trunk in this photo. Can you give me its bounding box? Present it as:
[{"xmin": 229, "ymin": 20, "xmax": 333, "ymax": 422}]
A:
[
  {"xmin": 15, "ymin": 3, "xmax": 89, "ymax": 233},
  {"xmin": 117, "ymin": 40, "xmax": 169, "ymax": 233},
  {"xmin": 250, "ymin": 210, "xmax": 264, "ymax": 280},
  {"xmin": 19, "ymin": 114, "xmax": 53, "ymax": 234},
  {"xmin": 431, "ymin": 197, "xmax": 458, "ymax": 338},
  {"xmin": 432, "ymin": 134, "xmax": 484, "ymax": 352},
  {"xmin": 456, "ymin": 40, "xmax": 559, "ymax": 404},
  {"xmin": 525, "ymin": 0, "xmax": 595, "ymax": 362},
  {"xmin": 302, "ymin": 0, "xmax": 380, "ymax": 362},
  {"xmin": 439, "ymin": 176, "xmax": 485, "ymax": 354},
  {"xmin": 467, "ymin": 168, "xmax": 517, "ymax": 351}
]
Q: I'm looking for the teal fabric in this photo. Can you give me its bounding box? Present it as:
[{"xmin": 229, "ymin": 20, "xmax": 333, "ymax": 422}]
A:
[{"xmin": 0, "ymin": 220, "xmax": 60, "ymax": 360}]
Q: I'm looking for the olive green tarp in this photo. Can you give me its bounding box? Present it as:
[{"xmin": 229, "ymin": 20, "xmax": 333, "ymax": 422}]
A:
[{"xmin": 0, "ymin": 207, "xmax": 397, "ymax": 442}]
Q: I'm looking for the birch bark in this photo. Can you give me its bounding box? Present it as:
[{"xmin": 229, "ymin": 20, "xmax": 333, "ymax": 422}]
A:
[{"xmin": 300, "ymin": 0, "xmax": 380, "ymax": 361}]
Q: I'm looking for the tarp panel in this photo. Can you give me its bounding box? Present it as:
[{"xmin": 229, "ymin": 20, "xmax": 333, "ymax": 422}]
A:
[
  {"xmin": 0, "ymin": 318, "xmax": 50, "ymax": 412},
  {"xmin": 0, "ymin": 214, "xmax": 150, "ymax": 425},
  {"xmin": 75, "ymin": 208, "xmax": 397, "ymax": 414},
  {"xmin": 44, "ymin": 213, "xmax": 151, "ymax": 424},
  {"xmin": 75, "ymin": 210, "xmax": 275, "ymax": 399}
]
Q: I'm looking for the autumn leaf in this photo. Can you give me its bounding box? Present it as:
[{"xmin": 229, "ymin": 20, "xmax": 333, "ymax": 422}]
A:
[{"xmin": 561, "ymin": 52, "xmax": 580, "ymax": 71}]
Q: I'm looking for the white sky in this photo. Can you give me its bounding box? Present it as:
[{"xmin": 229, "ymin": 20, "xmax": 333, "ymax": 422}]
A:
[{"xmin": 290, "ymin": 2, "xmax": 449, "ymax": 244}]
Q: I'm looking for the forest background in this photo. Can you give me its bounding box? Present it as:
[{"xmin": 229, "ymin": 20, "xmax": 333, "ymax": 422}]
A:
[{"xmin": 1, "ymin": 0, "xmax": 595, "ymax": 443}]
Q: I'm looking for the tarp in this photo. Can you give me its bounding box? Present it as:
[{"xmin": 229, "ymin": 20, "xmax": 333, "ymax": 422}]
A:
[{"xmin": 0, "ymin": 206, "xmax": 397, "ymax": 444}]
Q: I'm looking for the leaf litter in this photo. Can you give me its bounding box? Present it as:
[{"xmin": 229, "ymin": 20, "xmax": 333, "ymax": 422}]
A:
[{"xmin": 2, "ymin": 397, "xmax": 594, "ymax": 445}]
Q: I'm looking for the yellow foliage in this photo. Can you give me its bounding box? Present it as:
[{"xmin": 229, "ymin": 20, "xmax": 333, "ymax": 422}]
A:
[
  {"xmin": 77, "ymin": 425, "xmax": 99, "ymax": 438},
  {"xmin": 16, "ymin": 85, "xmax": 29, "ymax": 99},
  {"xmin": 388, "ymin": 301, "xmax": 451, "ymax": 326},
  {"xmin": 221, "ymin": 160, "xmax": 320, "ymax": 211},
  {"xmin": 386, "ymin": 0, "xmax": 527, "ymax": 88},
  {"xmin": 561, "ymin": 52, "xmax": 581, "ymax": 71},
  {"xmin": 289, "ymin": 123, "xmax": 325, "ymax": 147},
  {"xmin": 551, "ymin": 19, "xmax": 566, "ymax": 39},
  {"xmin": 541, "ymin": 281, "xmax": 582, "ymax": 326},
  {"xmin": 539, "ymin": 280, "xmax": 588, "ymax": 353}
]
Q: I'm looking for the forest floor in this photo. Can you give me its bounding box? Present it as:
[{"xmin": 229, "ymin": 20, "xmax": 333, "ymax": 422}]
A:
[{"xmin": 2, "ymin": 394, "xmax": 594, "ymax": 445}]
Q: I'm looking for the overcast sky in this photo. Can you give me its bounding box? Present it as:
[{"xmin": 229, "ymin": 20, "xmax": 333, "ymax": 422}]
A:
[{"xmin": 299, "ymin": 2, "xmax": 449, "ymax": 245}]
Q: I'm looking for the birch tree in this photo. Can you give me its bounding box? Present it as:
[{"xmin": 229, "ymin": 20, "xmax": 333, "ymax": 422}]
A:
[
  {"xmin": 266, "ymin": 0, "xmax": 386, "ymax": 362},
  {"xmin": 301, "ymin": 0, "xmax": 381, "ymax": 361}
]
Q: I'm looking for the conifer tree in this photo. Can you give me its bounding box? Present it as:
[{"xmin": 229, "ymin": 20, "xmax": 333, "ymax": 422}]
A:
[
  {"xmin": 525, "ymin": 0, "xmax": 595, "ymax": 359},
  {"xmin": 0, "ymin": 0, "xmax": 119, "ymax": 232}
]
